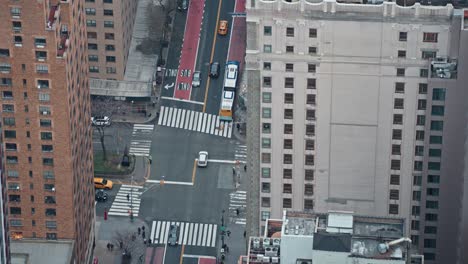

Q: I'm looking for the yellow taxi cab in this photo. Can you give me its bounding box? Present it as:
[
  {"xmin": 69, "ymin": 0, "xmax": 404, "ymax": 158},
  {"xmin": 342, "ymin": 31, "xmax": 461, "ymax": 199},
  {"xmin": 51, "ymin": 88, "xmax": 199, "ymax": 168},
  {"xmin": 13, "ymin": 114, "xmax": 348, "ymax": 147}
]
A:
[
  {"xmin": 218, "ymin": 20, "xmax": 228, "ymax": 35},
  {"xmin": 94, "ymin": 177, "xmax": 113, "ymax": 190}
]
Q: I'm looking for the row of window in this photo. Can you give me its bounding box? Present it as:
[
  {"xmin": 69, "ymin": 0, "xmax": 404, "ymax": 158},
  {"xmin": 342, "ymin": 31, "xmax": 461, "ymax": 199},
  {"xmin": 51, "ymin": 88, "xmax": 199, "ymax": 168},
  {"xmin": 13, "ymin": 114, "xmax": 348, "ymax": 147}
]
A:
[
  {"xmin": 7, "ymin": 170, "xmax": 54, "ymax": 179},
  {"xmin": 262, "ymin": 138, "xmax": 314, "ymax": 151},
  {"xmin": 264, "ymin": 26, "xmax": 317, "ymax": 38},
  {"xmin": 262, "ymin": 77, "xmax": 316, "ymax": 89},
  {"xmin": 396, "ymin": 49, "xmax": 438, "ymax": 60},
  {"xmin": 5, "ymin": 143, "xmax": 53, "ymax": 152},
  {"xmin": 6, "ymin": 156, "xmax": 54, "ymax": 166},
  {"xmin": 261, "ymin": 153, "xmax": 314, "ymax": 166},
  {"xmin": 88, "ymin": 43, "xmax": 115, "ymax": 51},
  {"xmin": 10, "ymin": 219, "xmax": 57, "ymax": 230},
  {"xmin": 261, "ymin": 183, "xmax": 313, "ymax": 195},
  {"xmin": 87, "ymin": 31, "xmax": 115, "ymax": 40},
  {"xmin": 86, "ymin": 20, "xmax": 114, "ymax": 28},
  {"xmin": 262, "ymin": 107, "xmax": 315, "ymax": 120},
  {"xmin": 86, "ymin": 0, "xmax": 113, "ymax": 3},
  {"xmin": 9, "ymin": 194, "xmax": 56, "ymax": 204},
  {"xmin": 261, "ymin": 168, "xmax": 314, "ymax": 181},
  {"xmin": 9, "ymin": 207, "xmax": 56, "ymax": 216},
  {"xmin": 89, "ymin": 66, "xmax": 117, "ymax": 74},
  {"xmin": 0, "ymin": 79, "xmax": 50, "ymax": 88},
  {"xmin": 263, "ymin": 44, "xmax": 317, "ymax": 55},
  {"xmin": 5, "ymin": 130, "xmax": 53, "ymax": 140},
  {"xmin": 8, "ymin": 182, "xmax": 56, "ymax": 191},
  {"xmin": 261, "ymin": 123, "xmax": 315, "ymax": 136},
  {"xmin": 263, "ymin": 62, "xmax": 317, "ymax": 73},
  {"xmin": 262, "ymin": 92, "xmax": 316, "ymax": 105},
  {"xmin": 85, "ymin": 8, "xmax": 114, "ymax": 16}
]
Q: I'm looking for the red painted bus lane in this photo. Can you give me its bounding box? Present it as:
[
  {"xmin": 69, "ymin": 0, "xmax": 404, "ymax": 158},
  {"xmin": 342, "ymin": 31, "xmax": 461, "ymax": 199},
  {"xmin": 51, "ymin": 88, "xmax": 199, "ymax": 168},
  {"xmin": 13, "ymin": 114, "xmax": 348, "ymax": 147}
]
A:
[
  {"xmin": 227, "ymin": 0, "xmax": 246, "ymax": 72},
  {"xmin": 174, "ymin": 0, "xmax": 205, "ymax": 100}
]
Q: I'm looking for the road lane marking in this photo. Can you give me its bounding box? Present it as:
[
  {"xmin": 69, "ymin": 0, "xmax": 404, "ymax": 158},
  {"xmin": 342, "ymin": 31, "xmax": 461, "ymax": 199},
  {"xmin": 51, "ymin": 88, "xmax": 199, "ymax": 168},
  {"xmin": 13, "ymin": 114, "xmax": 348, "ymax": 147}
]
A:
[
  {"xmin": 197, "ymin": 224, "xmax": 203, "ymax": 246},
  {"xmin": 202, "ymin": 224, "xmax": 208, "ymax": 247},
  {"xmin": 192, "ymin": 159, "xmax": 197, "ymax": 184},
  {"xmin": 164, "ymin": 221, "xmax": 170, "ymax": 243},
  {"xmin": 207, "ymin": 159, "xmax": 246, "ymax": 164},
  {"xmin": 188, "ymin": 110, "xmax": 195, "ymax": 130},
  {"xmin": 183, "ymin": 223, "xmax": 189, "ymax": 245},
  {"xmin": 206, "ymin": 114, "xmax": 212, "ymax": 133},
  {"xmin": 207, "ymin": 224, "xmax": 213, "ymax": 247},
  {"xmin": 197, "ymin": 112, "xmax": 203, "ymax": 131},
  {"xmin": 188, "ymin": 223, "xmax": 194, "ymax": 246},
  {"xmin": 150, "ymin": 221, "xmax": 156, "ymax": 243},
  {"xmin": 201, "ymin": 113, "xmax": 207, "ymax": 132},
  {"xmin": 183, "ymin": 254, "xmax": 216, "ymax": 259},
  {"xmin": 179, "ymin": 244, "xmax": 185, "ymax": 264},
  {"xmin": 155, "ymin": 221, "xmax": 161, "ymax": 243},
  {"xmin": 167, "ymin": 107, "xmax": 173, "ymax": 126},
  {"xmin": 158, "ymin": 106, "xmax": 165, "ymax": 125},
  {"xmin": 160, "ymin": 96, "xmax": 204, "ymax": 105},
  {"xmin": 193, "ymin": 224, "xmax": 199, "ymax": 246},
  {"xmin": 203, "ymin": 0, "xmax": 223, "ymax": 113},
  {"xmin": 178, "ymin": 222, "xmax": 185, "ymax": 244},
  {"xmin": 146, "ymin": 180, "xmax": 193, "ymax": 186},
  {"xmin": 210, "ymin": 115, "xmax": 216, "ymax": 134},
  {"xmin": 210, "ymin": 224, "xmax": 217, "ymax": 247}
]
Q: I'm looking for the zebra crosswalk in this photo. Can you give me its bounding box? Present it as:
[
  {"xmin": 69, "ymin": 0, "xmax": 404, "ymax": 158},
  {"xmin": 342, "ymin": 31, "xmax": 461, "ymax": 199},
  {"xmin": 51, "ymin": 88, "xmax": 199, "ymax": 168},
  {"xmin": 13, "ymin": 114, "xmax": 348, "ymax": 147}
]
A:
[
  {"xmin": 229, "ymin": 190, "xmax": 247, "ymax": 225},
  {"xmin": 129, "ymin": 124, "xmax": 154, "ymax": 157},
  {"xmin": 149, "ymin": 220, "xmax": 217, "ymax": 247},
  {"xmin": 108, "ymin": 185, "xmax": 143, "ymax": 217},
  {"xmin": 235, "ymin": 143, "xmax": 247, "ymax": 163},
  {"xmin": 157, "ymin": 106, "xmax": 233, "ymax": 138}
]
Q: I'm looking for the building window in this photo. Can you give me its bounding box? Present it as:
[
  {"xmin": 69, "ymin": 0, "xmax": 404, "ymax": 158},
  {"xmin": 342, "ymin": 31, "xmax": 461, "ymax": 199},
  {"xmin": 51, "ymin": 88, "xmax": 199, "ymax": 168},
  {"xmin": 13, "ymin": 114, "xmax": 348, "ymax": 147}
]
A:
[
  {"xmin": 283, "ymin": 184, "xmax": 292, "ymax": 194},
  {"xmin": 420, "ymin": 68, "xmax": 429, "ymax": 78},
  {"xmin": 262, "ymin": 138, "xmax": 271, "ymax": 148},
  {"xmin": 306, "ymin": 125, "xmax": 315, "ymax": 136},
  {"xmin": 416, "ymin": 115, "xmax": 425, "ymax": 126},
  {"xmin": 105, "ymin": 33, "xmax": 115, "ymax": 40},
  {"xmin": 261, "ymin": 168, "xmax": 270, "ymax": 178},
  {"xmin": 391, "ymin": 144, "xmax": 401, "ymax": 155},
  {"xmin": 283, "ymin": 154, "xmax": 293, "ymax": 164},
  {"xmin": 0, "ymin": 78, "xmax": 13, "ymax": 86},
  {"xmin": 426, "ymin": 201, "xmax": 439, "ymax": 209},
  {"xmin": 283, "ymin": 169, "xmax": 292, "ymax": 179},
  {"xmin": 39, "ymin": 93, "xmax": 50, "ymax": 102},
  {"xmin": 8, "ymin": 183, "xmax": 20, "ymax": 190},
  {"xmin": 10, "ymin": 7, "xmax": 21, "ymax": 17},
  {"xmin": 263, "ymin": 45, "xmax": 272, "ymax": 53},
  {"xmin": 13, "ymin": 35, "xmax": 22, "ymax": 45},
  {"xmin": 283, "ymin": 139, "xmax": 293, "ymax": 149},
  {"xmin": 431, "ymin": 105, "xmax": 445, "ymax": 116},
  {"xmin": 104, "ymin": 21, "xmax": 114, "ymax": 28},
  {"xmin": 87, "ymin": 32, "xmax": 97, "ymax": 39},
  {"xmin": 105, "ymin": 45, "xmax": 115, "ymax": 51},
  {"xmin": 284, "ymin": 78, "xmax": 294, "ymax": 88},
  {"xmin": 308, "ymin": 64, "xmax": 316, "ymax": 73},
  {"xmin": 42, "ymin": 145, "xmax": 53, "ymax": 152},
  {"xmin": 418, "ymin": 83, "xmax": 428, "ymax": 94},
  {"xmin": 304, "ymin": 184, "xmax": 314, "ymax": 195},
  {"xmin": 88, "ymin": 55, "xmax": 98, "ymax": 62},
  {"xmin": 394, "ymin": 98, "xmax": 404, "ymax": 109},
  {"xmin": 411, "ymin": 220, "xmax": 420, "ymax": 230},
  {"xmin": 414, "ymin": 175, "xmax": 422, "ymax": 187},
  {"xmin": 261, "ymin": 211, "xmax": 270, "ymax": 221},
  {"xmin": 306, "ymin": 110, "xmax": 315, "ymax": 121},
  {"xmin": 104, "ymin": 9, "xmax": 114, "ymax": 16},
  {"xmin": 103, "ymin": 0, "xmax": 113, "ymax": 3},
  {"xmin": 106, "ymin": 56, "xmax": 116, "ymax": 62},
  {"xmin": 86, "ymin": 20, "xmax": 96, "ymax": 27},
  {"xmin": 286, "ymin": 46, "xmax": 294, "ymax": 53},
  {"xmin": 85, "ymin": 8, "xmax": 96, "ymax": 15},
  {"xmin": 106, "ymin": 67, "xmax": 117, "ymax": 74},
  {"xmin": 12, "ymin": 21, "xmax": 22, "ymax": 31},
  {"xmin": 305, "ymin": 155, "xmax": 314, "ymax": 166},
  {"xmin": 304, "ymin": 199, "xmax": 314, "ymax": 210},
  {"xmin": 393, "ymin": 114, "xmax": 403, "ymax": 125},
  {"xmin": 389, "ymin": 189, "xmax": 399, "ymax": 200},
  {"xmin": 307, "ymin": 78, "xmax": 316, "ymax": 89},
  {"xmin": 262, "ymin": 108, "xmax": 271, "ymax": 118},
  {"xmin": 415, "ymin": 145, "xmax": 424, "ymax": 156},
  {"xmin": 46, "ymin": 221, "xmax": 57, "ymax": 229},
  {"xmin": 88, "ymin": 43, "xmax": 98, "ymax": 50},
  {"xmin": 43, "ymin": 158, "xmax": 54, "ymax": 166},
  {"xmin": 89, "ymin": 66, "xmax": 99, "ymax": 73},
  {"xmin": 283, "ymin": 198, "xmax": 292, "ymax": 208},
  {"xmin": 423, "ymin": 32, "xmax": 438, "ymax": 43},
  {"xmin": 428, "ymin": 162, "xmax": 441, "ymax": 171},
  {"xmin": 261, "ymin": 153, "xmax": 271, "ymax": 164},
  {"xmin": 262, "ymin": 123, "xmax": 271, "ymax": 133},
  {"xmin": 432, "ymin": 88, "xmax": 446, "ymax": 101},
  {"xmin": 305, "ymin": 169, "xmax": 314, "ymax": 181},
  {"xmin": 284, "ymin": 124, "xmax": 293, "ymax": 134},
  {"xmin": 413, "ymin": 191, "xmax": 421, "ymax": 201},
  {"xmin": 40, "ymin": 132, "xmax": 53, "ymax": 140},
  {"xmin": 0, "ymin": 63, "xmax": 11, "ymax": 73},
  {"xmin": 389, "ymin": 204, "xmax": 399, "ymax": 214},
  {"xmin": 4, "ymin": 130, "xmax": 17, "ymax": 139},
  {"xmin": 4, "ymin": 117, "xmax": 15, "ymax": 126},
  {"xmin": 429, "ymin": 135, "xmax": 442, "ymax": 144},
  {"xmin": 36, "ymin": 65, "xmax": 49, "ymax": 73},
  {"xmin": 399, "ymin": 32, "xmax": 407, "ymax": 41},
  {"xmin": 2, "ymin": 104, "xmax": 14, "ymax": 113},
  {"xmin": 309, "ymin": 28, "xmax": 317, "ymax": 38},
  {"xmin": 46, "ymin": 233, "xmax": 57, "ymax": 240},
  {"xmin": 308, "ymin": 46, "xmax": 317, "ymax": 55},
  {"xmin": 285, "ymin": 63, "xmax": 294, "ymax": 72},
  {"xmin": 417, "ymin": 99, "xmax": 426, "ymax": 110},
  {"xmin": 395, "ymin": 82, "xmax": 405, "ymax": 93},
  {"xmin": 413, "ymin": 161, "xmax": 423, "ymax": 172},
  {"xmin": 10, "ymin": 207, "xmax": 21, "ymax": 215},
  {"xmin": 286, "ymin": 27, "xmax": 294, "ymax": 37},
  {"xmin": 261, "ymin": 197, "xmax": 270, "ymax": 207},
  {"xmin": 390, "ymin": 174, "xmax": 400, "ymax": 185},
  {"xmin": 429, "ymin": 148, "xmax": 441, "ymax": 157},
  {"xmin": 284, "ymin": 93, "xmax": 294, "ymax": 104},
  {"xmin": 430, "ymin": 121, "xmax": 443, "ymax": 131},
  {"xmin": 9, "ymin": 195, "xmax": 20, "ymax": 202},
  {"xmin": 396, "ymin": 68, "xmax": 405, "ymax": 76},
  {"xmin": 422, "ymin": 50, "xmax": 437, "ymax": 59},
  {"xmin": 425, "ymin": 213, "xmax": 438, "ymax": 222},
  {"xmin": 284, "ymin": 109, "xmax": 293, "ymax": 119},
  {"xmin": 424, "ymin": 239, "xmax": 437, "ymax": 248},
  {"xmin": 264, "ymin": 26, "xmax": 272, "ymax": 36},
  {"xmin": 306, "ymin": 94, "xmax": 316, "ymax": 105},
  {"xmin": 305, "ymin": 140, "xmax": 315, "ymax": 150},
  {"xmin": 263, "ymin": 77, "xmax": 271, "ymax": 87},
  {"xmin": 397, "ymin": 50, "xmax": 406, "ymax": 58},
  {"xmin": 262, "ymin": 92, "xmax": 271, "ymax": 103},
  {"xmin": 6, "ymin": 156, "xmax": 18, "ymax": 164},
  {"xmin": 5, "ymin": 143, "xmax": 17, "ymax": 151},
  {"xmin": 391, "ymin": 160, "xmax": 400, "ymax": 170},
  {"xmin": 261, "ymin": 182, "xmax": 270, "ymax": 193},
  {"xmin": 263, "ymin": 62, "xmax": 271, "ymax": 70}
]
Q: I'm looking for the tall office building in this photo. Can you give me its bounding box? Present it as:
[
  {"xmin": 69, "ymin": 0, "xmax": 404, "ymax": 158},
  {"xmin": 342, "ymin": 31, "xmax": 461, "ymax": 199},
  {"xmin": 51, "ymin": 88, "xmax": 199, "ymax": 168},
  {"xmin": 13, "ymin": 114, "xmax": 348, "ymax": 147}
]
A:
[
  {"xmin": 0, "ymin": 0, "xmax": 94, "ymax": 263},
  {"xmin": 245, "ymin": 1, "xmax": 468, "ymax": 263},
  {"xmin": 84, "ymin": 0, "xmax": 138, "ymax": 80}
]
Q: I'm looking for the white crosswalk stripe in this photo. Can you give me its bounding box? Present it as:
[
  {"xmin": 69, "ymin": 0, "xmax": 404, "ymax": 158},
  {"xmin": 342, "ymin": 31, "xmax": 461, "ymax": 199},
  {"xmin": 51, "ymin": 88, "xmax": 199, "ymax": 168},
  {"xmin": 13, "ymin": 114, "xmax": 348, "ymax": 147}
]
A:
[
  {"xmin": 157, "ymin": 106, "xmax": 233, "ymax": 138},
  {"xmin": 234, "ymin": 143, "xmax": 247, "ymax": 163},
  {"xmin": 129, "ymin": 124, "xmax": 154, "ymax": 157},
  {"xmin": 108, "ymin": 185, "xmax": 143, "ymax": 216},
  {"xmin": 149, "ymin": 220, "xmax": 218, "ymax": 247},
  {"xmin": 230, "ymin": 190, "xmax": 247, "ymax": 225}
]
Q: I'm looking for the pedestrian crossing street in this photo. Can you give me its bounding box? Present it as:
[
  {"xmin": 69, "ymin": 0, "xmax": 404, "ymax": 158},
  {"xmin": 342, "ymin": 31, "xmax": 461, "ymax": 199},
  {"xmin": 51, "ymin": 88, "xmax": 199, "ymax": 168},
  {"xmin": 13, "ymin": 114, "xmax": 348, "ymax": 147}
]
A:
[
  {"xmin": 150, "ymin": 220, "xmax": 218, "ymax": 247},
  {"xmin": 157, "ymin": 106, "xmax": 233, "ymax": 138},
  {"xmin": 129, "ymin": 124, "xmax": 154, "ymax": 157},
  {"xmin": 108, "ymin": 185, "xmax": 143, "ymax": 217},
  {"xmin": 235, "ymin": 143, "xmax": 247, "ymax": 163},
  {"xmin": 229, "ymin": 190, "xmax": 247, "ymax": 225}
]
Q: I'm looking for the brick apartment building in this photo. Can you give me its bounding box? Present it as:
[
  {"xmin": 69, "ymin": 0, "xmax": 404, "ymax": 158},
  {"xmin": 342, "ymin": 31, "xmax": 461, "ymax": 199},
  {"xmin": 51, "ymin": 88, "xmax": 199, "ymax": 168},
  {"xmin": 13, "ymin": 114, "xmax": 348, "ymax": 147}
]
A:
[{"xmin": 0, "ymin": 0, "xmax": 94, "ymax": 263}]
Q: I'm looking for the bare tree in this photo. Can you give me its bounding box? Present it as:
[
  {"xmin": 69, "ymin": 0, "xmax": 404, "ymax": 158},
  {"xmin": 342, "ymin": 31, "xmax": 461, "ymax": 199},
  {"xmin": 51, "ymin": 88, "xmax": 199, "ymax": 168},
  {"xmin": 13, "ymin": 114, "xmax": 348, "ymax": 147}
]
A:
[
  {"xmin": 113, "ymin": 230, "xmax": 140, "ymax": 260},
  {"xmin": 91, "ymin": 96, "xmax": 130, "ymax": 161}
]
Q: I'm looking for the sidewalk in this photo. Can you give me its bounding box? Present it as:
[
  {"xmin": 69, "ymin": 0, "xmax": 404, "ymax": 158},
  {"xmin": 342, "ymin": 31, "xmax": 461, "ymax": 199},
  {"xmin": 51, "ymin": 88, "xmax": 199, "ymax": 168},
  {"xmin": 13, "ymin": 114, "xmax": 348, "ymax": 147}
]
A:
[
  {"xmin": 102, "ymin": 156, "xmax": 150, "ymax": 185},
  {"xmin": 94, "ymin": 216, "xmax": 150, "ymax": 264}
]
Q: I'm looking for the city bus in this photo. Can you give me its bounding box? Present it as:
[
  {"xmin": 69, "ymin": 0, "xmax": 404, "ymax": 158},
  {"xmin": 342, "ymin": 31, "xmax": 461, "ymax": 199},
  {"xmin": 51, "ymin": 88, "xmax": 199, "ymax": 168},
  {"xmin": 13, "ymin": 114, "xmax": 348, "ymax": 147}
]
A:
[
  {"xmin": 219, "ymin": 90, "xmax": 235, "ymax": 122},
  {"xmin": 223, "ymin": 61, "xmax": 239, "ymax": 91}
]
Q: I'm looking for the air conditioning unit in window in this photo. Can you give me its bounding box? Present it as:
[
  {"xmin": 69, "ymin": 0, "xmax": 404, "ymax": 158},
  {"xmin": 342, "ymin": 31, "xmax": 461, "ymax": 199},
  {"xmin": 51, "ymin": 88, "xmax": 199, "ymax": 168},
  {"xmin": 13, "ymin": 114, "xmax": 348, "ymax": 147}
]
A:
[{"xmin": 43, "ymin": 111, "xmax": 49, "ymax": 115}]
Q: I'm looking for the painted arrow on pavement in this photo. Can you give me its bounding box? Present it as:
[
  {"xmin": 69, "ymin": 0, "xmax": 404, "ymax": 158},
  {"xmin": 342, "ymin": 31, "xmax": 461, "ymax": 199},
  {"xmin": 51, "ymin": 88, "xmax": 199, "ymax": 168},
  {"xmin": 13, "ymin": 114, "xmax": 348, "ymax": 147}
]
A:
[{"xmin": 164, "ymin": 82, "xmax": 174, "ymax": 90}]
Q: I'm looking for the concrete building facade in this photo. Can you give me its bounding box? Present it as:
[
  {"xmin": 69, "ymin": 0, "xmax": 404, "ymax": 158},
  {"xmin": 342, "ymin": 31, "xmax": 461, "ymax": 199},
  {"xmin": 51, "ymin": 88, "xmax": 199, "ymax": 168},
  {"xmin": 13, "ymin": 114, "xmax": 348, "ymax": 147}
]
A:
[
  {"xmin": 0, "ymin": 0, "xmax": 95, "ymax": 263},
  {"xmin": 245, "ymin": 1, "xmax": 468, "ymax": 263},
  {"xmin": 84, "ymin": 0, "xmax": 138, "ymax": 80}
]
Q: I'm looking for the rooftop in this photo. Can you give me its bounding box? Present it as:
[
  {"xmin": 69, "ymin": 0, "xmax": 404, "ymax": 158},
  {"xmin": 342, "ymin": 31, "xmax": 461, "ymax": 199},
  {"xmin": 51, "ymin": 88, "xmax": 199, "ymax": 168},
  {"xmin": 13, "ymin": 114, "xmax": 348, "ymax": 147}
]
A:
[{"xmin": 10, "ymin": 239, "xmax": 74, "ymax": 264}]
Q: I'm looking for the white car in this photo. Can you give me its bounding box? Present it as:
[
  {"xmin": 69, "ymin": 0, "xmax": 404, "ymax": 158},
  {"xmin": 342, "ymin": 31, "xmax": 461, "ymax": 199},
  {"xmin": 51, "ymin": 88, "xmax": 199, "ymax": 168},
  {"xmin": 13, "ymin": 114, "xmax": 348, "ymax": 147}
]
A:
[
  {"xmin": 91, "ymin": 116, "xmax": 111, "ymax": 126},
  {"xmin": 192, "ymin": 71, "xmax": 201, "ymax": 87},
  {"xmin": 197, "ymin": 151, "xmax": 208, "ymax": 167}
]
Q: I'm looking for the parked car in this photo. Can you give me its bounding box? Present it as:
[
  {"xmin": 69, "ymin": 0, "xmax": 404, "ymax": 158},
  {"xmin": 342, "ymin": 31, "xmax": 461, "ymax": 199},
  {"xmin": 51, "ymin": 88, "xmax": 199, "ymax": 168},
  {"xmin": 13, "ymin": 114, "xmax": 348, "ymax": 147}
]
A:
[
  {"xmin": 94, "ymin": 178, "xmax": 113, "ymax": 190},
  {"xmin": 209, "ymin": 62, "xmax": 220, "ymax": 78},
  {"xmin": 95, "ymin": 190, "xmax": 108, "ymax": 202},
  {"xmin": 218, "ymin": 20, "xmax": 228, "ymax": 35},
  {"xmin": 168, "ymin": 225, "xmax": 179, "ymax": 246},
  {"xmin": 197, "ymin": 151, "xmax": 208, "ymax": 167},
  {"xmin": 192, "ymin": 71, "xmax": 201, "ymax": 87},
  {"xmin": 91, "ymin": 116, "xmax": 111, "ymax": 126}
]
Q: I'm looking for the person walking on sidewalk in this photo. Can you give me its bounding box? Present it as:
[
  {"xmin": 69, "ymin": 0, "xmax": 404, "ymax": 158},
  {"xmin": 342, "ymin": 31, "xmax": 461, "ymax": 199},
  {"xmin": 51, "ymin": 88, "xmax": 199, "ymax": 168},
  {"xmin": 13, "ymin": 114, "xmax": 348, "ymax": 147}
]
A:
[
  {"xmin": 107, "ymin": 243, "xmax": 111, "ymax": 251},
  {"xmin": 138, "ymin": 227, "xmax": 141, "ymax": 235}
]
